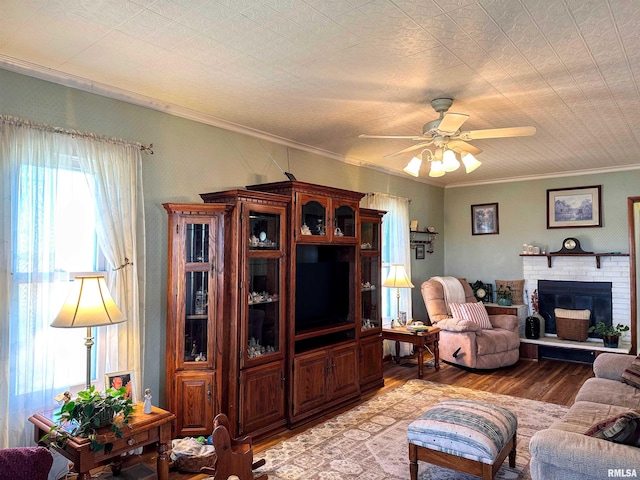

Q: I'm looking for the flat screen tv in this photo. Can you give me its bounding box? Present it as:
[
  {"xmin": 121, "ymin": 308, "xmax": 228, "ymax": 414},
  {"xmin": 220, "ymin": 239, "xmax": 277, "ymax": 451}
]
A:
[{"xmin": 295, "ymin": 245, "xmax": 351, "ymax": 333}]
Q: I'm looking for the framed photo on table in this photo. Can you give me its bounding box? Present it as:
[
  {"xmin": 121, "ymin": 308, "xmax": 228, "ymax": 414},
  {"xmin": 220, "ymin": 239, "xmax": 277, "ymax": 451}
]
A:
[
  {"xmin": 547, "ymin": 185, "xmax": 602, "ymax": 229},
  {"xmin": 471, "ymin": 203, "xmax": 499, "ymax": 235},
  {"xmin": 105, "ymin": 370, "xmax": 136, "ymax": 403}
]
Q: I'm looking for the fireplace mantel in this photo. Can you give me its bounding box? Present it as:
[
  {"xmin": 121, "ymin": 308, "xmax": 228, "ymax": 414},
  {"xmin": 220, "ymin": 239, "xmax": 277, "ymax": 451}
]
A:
[{"xmin": 519, "ymin": 252, "xmax": 629, "ymax": 268}]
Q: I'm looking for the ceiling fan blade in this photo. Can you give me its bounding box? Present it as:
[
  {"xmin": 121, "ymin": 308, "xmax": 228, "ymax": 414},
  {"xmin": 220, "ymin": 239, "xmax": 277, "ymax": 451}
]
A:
[
  {"xmin": 460, "ymin": 126, "xmax": 536, "ymax": 140},
  {"xmin": 359, "ymin": 134, "xmax": 424, "ymax": 140},
  {"xmin": 383, "ymin": 142, "xmax": 433, "ymax": 159},
  {"xmin": 447, "ymin": 140, "xmax": 483, "ymax": 156},
  {"xmin": 437, "ymin": 113, "xmax": 469, "ymax": 135}
]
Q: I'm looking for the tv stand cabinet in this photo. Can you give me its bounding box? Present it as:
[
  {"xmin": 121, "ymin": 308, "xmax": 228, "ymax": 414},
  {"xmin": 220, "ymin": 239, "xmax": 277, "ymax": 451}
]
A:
[{"xmin": 199, "ymin": 181, "xmax": 385, "ymax": 437}]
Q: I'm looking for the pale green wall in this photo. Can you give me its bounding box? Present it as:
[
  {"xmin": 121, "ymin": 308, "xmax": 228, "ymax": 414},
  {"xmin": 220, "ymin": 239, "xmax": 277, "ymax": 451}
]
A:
[
  {"xmin": 0, "ymin": 68, "xmax": 444, "ymax": 404},
  {"xmin": 444, "ymin": 173, "xmax": 639, "ymax": 288}
]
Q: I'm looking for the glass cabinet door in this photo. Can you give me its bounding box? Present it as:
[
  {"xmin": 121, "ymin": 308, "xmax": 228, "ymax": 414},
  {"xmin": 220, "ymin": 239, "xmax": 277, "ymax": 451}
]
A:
[
  {"xmin": 361, "ymin": 256, "xmax": 380, "ymax": 331},
  {"xmin": 298, "ymin": 194, "xmax": 329, "ymax": 240},
  {"xmin": 249, "ymin": 211, "xmax": 280, "ymax": 250},
  {"xmin": 247, "ymin": 258, "xmax": 281, "ymax": 358},
  {"xmin": 360, "ymin": 219, "xmax": 379, "ymax": 251},
  {"xmin": 243, "ymin": 206, "xmax": 285, "ymax": 366},
  {"xmin": 182, "ymin": 218, "xmax": 215, "ymax": 367},
  {"xmin": 334, "ymin": 204, "xmax": 356, "ymax": 239}
]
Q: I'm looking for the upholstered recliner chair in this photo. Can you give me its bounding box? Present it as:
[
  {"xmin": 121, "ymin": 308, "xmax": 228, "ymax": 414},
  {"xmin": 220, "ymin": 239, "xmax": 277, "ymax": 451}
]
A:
[
  {"xmin": 421, "ymin": 277, "xmax": 520, "ymax": 370},
  {"xmin": 0, "ymin": 447, "xmax": 53, "ymax": 480}
]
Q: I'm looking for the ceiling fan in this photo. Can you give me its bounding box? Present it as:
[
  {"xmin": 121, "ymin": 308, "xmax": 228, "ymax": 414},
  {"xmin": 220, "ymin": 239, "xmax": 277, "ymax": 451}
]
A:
[{"xmin": 359, "ymin": 98, "xmax": 536, "ymax": 177}]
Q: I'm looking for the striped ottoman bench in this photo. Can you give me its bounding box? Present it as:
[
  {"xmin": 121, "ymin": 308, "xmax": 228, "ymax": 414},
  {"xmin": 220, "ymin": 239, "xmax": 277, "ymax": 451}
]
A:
[{"xmin": 407, "ymin": 399, "xmax": 517, "ymax": 480}]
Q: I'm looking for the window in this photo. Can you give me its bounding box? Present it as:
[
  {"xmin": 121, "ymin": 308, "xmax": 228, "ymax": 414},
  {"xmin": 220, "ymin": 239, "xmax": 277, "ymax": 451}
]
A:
[{"xmin": 13, "ymin": 160, "xmax": 105, "ymax": 394}]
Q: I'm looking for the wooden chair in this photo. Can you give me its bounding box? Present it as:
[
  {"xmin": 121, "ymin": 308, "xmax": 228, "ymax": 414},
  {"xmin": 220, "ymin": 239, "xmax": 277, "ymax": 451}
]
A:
[{"xmin": 200, "ymin": 414, "xmax": 267, "ymax": 480}]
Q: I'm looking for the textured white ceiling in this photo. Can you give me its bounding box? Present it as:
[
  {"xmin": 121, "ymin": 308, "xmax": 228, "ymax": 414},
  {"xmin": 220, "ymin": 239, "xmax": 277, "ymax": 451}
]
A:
[{"xmin": 1, "ymin": 0, "xmax": 640, "ymax": 186}]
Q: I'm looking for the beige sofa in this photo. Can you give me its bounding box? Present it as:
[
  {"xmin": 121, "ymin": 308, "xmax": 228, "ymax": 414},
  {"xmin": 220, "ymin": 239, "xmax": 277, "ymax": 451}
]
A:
[
  {"xmin": 421, "ymin": 278, "xmax": 520, "ymax": 370},
  {"xmin": 530, "ymin": 353, "xmax": 640, "ymax": 480}
]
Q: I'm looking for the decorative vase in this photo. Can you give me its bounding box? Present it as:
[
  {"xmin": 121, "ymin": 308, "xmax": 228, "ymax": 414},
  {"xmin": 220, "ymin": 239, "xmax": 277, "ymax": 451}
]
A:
[
  {"xmin": 525, "ymin": 316, "xmax": 540, "ymax": 339},
  {"xmin": 602, "ymin": 334, "xmax": 620, "ymax": 348},
  {"xmin": 497, "ymin": 297, "xmax": 512, "ymax": 306}
]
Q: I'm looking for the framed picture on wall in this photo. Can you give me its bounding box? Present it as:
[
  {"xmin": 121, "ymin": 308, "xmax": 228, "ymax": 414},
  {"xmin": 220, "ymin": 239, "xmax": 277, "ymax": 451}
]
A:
[
  {"xmin": 471, "ymin": 203, "xmax": 499, "ymax": 235},
  {"xmin": 415, "ymin": 243, "xmax": 426, "ymax": 259},
  {"xmin": 546, "ymin": 185, "xmax": 602, "ymax": 229}
]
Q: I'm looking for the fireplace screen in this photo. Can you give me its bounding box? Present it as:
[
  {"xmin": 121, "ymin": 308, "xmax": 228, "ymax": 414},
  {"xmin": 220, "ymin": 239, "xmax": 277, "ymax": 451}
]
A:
[{"xmin": 538, "ymin": 280, "xmax": 612, "ymax": 337}]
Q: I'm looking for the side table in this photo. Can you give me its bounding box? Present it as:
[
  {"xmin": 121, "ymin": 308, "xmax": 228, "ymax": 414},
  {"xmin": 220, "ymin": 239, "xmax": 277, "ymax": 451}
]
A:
[
  {"xmin": 29, "ymin": 404, "xmax": 175, "ymax": 480},
  {"xmin": 382, "ymin": 325, "xmax": 440, "ymax": 378}
]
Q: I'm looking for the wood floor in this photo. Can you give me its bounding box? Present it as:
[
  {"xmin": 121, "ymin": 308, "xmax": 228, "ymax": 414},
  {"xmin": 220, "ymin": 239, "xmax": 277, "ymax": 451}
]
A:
[{"xmin": 98, "ymin": 356, "xmax": 594, "ymax": 479}]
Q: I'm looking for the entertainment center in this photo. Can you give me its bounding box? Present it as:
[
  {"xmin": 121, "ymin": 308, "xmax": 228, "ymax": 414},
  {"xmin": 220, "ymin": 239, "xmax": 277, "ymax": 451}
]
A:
[{"xmin": 165, "ymin": 181, "xmax": 385, "ymax": 440}]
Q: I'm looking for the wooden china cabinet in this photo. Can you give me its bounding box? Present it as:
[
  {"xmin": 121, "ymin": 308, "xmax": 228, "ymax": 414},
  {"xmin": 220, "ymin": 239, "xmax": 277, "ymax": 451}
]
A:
[
  {"xmin": 199, "ymin": 189, "xmax": 290, "ymax": 439},
  {"xmin": 247, "ymin": 181, "xmax": 365, "ymax": 428},
  {"xmin": 163, "ymin": 203, "xmax": 229, "ymax": 437},
  {"xmin": 359, "ymin": 208, "xmax": 385, "ymax": 392}
]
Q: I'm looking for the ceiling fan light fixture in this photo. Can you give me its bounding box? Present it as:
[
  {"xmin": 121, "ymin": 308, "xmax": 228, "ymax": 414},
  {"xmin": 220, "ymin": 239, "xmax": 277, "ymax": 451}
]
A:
[
  {"xmin": 403, "ymin": 156, "xmax": 422, "ymax": 177},
  {"xmin": 442, "ymin": 149, "xmax": 460, "ymax": 172},
  {"xmin": 429, "ymin": 160, "xmax": 445, "ymax": 177},
  {"xmin": 462, "ymin": 152, "xmax": 482, "ymax": 173}
]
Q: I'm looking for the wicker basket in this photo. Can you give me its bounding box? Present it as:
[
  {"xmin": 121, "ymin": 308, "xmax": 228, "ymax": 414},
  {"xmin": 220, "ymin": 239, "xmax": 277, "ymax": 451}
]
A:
[
  {"xmin": 174, "ymin": 451, "xmax": 217, "ymax": 473},
  {"xmin": 555, "ymin": 316, "xmax": 589, "ymax": 341}
]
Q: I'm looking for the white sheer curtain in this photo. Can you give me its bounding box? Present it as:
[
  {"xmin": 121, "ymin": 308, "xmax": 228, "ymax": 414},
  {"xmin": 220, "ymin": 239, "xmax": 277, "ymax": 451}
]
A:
[
  {"xmin": 0, "ymin": 116, "xmax": 145, "ymax": 447},
  {"xmin": 362, "ymin": 193, "xmax": 412, "ymax": 356},
  {"xmin": 76, "ymin": 140, "xmax": 145, "ymax": 382}
]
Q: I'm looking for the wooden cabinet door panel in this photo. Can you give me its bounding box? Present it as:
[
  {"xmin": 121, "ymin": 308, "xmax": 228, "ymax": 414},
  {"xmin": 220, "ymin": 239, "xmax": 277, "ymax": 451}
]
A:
[
  {"xmin": 292, "ymin": 350, "xmax": 328, "ymax": 416},
  {"xmin": 174, "ymin": 371, "xmax": 215, "ymax": 437},
  {"xmin": 240, "ymin": 361, "xmax": 286, "ymax": 435},
  {"xmin": 359, "ymin": 335, "xmax": 383, "ymax": 387},
  {"xmin": 330, "ymin": 344, "xmax": 359, "ymax": 400}
]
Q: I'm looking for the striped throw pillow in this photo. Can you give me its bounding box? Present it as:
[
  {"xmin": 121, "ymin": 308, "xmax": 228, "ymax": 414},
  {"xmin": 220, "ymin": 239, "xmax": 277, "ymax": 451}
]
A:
[
  {"xmin": 450, "ymin": 302, "xmax": 492, "ymax": 329},
  {"xmin": 585, "ymin": 410, "xmax": 640, "ymax": 446},
  {"xmin": 622, "ymin": 355, "xmax": 640, "ymax": 389}
]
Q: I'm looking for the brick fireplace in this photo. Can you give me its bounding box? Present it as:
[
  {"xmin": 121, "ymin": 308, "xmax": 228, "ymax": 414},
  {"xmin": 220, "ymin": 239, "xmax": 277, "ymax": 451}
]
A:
[{"xmin": 522, "ymin": 255, "xmax": 631, "ymax": 344}]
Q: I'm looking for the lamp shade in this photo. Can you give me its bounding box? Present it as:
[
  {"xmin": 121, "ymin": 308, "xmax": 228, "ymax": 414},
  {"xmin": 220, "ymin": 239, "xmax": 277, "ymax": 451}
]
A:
[
  {"xmin": 442, "ymin": 149, "xmax": 460, "ymax": 172},
  {"xmin": 462, "ymin": 152, "xmax": 482, "ymax": 173},
  {"xmin": 382, "ymin": 264, "xmax": 414, "ymax": 289},
  {"xmin": 429, "ymin": 160, "xmax": 445, "ymax": 177},
  {"xmin": 51, "ymin": 276, "xmax": 126, "ymax": 328},
  {"xmin": 403, "ymin": 156, "xmax": 422, "ymax": 177}
]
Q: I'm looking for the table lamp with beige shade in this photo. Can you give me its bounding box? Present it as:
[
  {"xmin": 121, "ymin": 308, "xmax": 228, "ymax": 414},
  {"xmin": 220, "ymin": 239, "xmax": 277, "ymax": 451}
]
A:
[
  {"xmin": 383, "ymin": 264, "xmax": 414, "ymax": 326},
  {"xmin": 51, "ymin": 275, "xmax": 126, "ymax": 390}
]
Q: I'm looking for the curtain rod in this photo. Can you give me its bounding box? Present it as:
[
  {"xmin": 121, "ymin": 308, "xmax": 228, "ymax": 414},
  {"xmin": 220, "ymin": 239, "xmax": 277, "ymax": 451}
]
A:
[
  {"xmin": 0, "ymin": 114, "xmax": 153, "ymax": 154},
  {"xmin": 364, "ymin": 192, "xmax": 412, "ymax": 203}
]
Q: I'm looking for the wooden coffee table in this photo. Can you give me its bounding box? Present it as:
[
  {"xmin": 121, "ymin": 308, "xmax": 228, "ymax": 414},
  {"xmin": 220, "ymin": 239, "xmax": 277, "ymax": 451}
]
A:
[
  {"xmin": 29, "ymin": 404, "xmax": 175, "ymax": 480},
  {"xmin": 382, "ymin": 325, "xmax": 440, "ymax": 378}
]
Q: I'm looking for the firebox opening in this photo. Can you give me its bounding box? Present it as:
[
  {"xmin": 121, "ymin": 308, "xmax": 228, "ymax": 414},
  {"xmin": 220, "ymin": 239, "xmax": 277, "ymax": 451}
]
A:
[{"xmin": 537, "ymin": 279, "xmax": 612, "ymax": 339}]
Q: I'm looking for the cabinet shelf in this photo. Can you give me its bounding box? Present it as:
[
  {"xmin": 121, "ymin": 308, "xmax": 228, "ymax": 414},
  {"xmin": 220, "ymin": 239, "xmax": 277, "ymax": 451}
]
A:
[
  {"xmin": 185, "ymin": 314, "xmax": 208, "ymax": 320},
  {"xmin": 520, "ymin": 252, "xmax": 629, "ymax": 268},
  {"xmin": 294, "ymin": 322, "xmax": 355, "ymax": 341}
]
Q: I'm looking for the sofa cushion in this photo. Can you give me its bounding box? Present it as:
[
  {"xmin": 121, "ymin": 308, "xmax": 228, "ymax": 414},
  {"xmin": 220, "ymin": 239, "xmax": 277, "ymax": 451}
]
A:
[
  {"xmin": 621, "ymin": 354, "xmax": 640, "ymax": 389},
  {"xmin": 548, "ymin": 401, "xmax": 633, "ymax": 435},
  {"xmin": 585, "ymin": 410, "xmax": 640, "ymax": 446},
  {"xmin": 575, "ymin": 377, "xmax": 640, "ymax": 409},
  {"xmin": 450, "ymin": 302, "xmax": 492, "ymax": 329}
]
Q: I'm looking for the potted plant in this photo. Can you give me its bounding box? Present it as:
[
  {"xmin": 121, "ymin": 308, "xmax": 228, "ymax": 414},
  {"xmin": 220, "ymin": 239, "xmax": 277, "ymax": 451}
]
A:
[
  {"xmin": 588, "ymin": 321, "xmax": 629, "ymax": 348},
  {"xmin": 496, "ymin": 285, "xmax": 513, "ymax": 306},
  {"xmin": 43, "ymin": 385, "xmax": 134, "ymax": 452}
]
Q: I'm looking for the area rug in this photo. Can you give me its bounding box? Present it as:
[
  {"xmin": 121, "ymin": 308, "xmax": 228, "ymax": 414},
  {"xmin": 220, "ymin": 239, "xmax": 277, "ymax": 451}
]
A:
[{"xmin": 251, "ymin": 380, "xmax": 568, "ymax": 480}]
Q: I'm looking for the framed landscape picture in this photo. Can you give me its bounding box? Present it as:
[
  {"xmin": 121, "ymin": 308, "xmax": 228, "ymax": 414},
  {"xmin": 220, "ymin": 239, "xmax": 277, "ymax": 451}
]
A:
[
  {"xmin": 471, "ymin": 203, "xmax": 499, "ymax": 235},
  {"xmin": 547, "ymin": 185, "xmax": 601, "ymax": 229}
]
